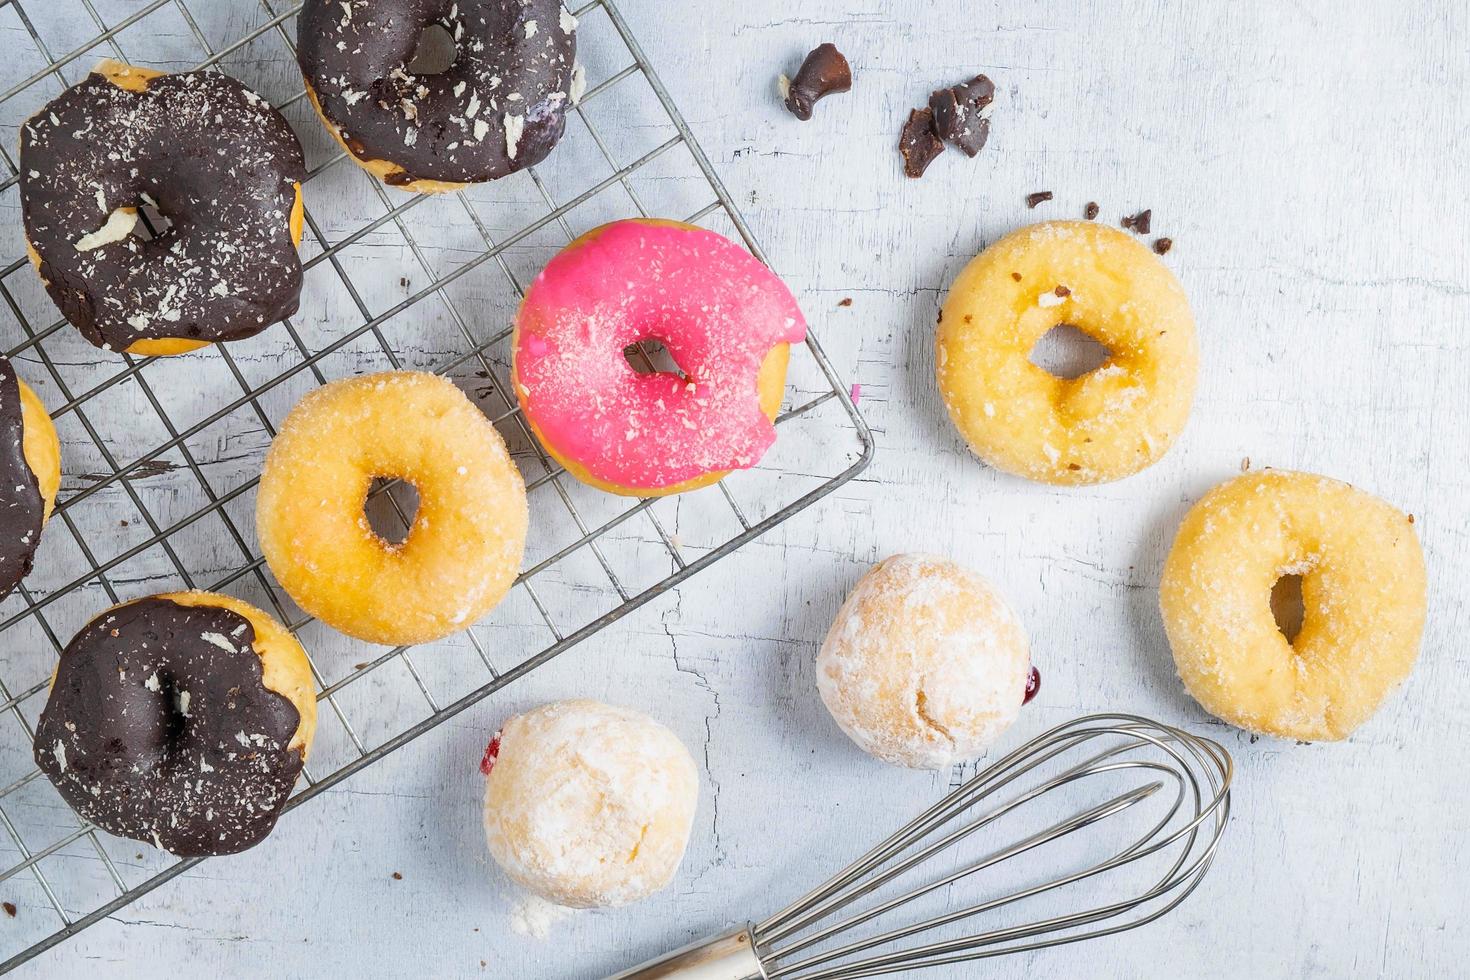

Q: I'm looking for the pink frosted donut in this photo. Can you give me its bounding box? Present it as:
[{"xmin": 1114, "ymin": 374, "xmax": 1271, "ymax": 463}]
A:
[{"xmin": 513, "ymin": 219, "xmax": 807, "ymax": 496}]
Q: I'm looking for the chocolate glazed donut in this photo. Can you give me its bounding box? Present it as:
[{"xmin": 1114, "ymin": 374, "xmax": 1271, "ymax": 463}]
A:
[
  {"xmin": 19, "ymin": 62, "xmax": 306, "ymax": 354},
  {"xmin": 34, "ymin": 595, "xmax": 316, "ymax": 857},
  {"xmin": 297, "ymin": 0, "xmax": 577, "ymax": 191},
  {"xmin": 0, "ymin": 355, "xmax": 46, "ymax": 599}
]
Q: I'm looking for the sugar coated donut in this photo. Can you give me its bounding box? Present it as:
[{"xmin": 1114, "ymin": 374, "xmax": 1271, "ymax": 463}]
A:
[
  {"xmin": 937, "ymin": 221, "xmax": 1197, "ymax": 485},
  {"xmin": 514, "ymin": 219, "xmax": 806, "ymax": 496},
  {"xmin": 20, "ymin": 61, "xmax": 305, "ymax": 355},
  {"xmin": 482, "ymin": 699, "xmax": 699, "ymax": 908},
  {"xmin": 297, "ymin": 0, "xmax": 577, "ymax": 193},
  {"xmin": 0, "ymin": 354, "xmax": 61, "ymax": 599},
  {"xmin": 34, "ymin": 591, "xmax": 317, "ymax": 856},
  {"xmin": 817, "ymin": 554, "xmax": 1033, "ymax": 769},
  {"xmin": 1160, "ymin": 470, "xmax": 1427, "ymax": 741},
  {"xmin": 256, "ymin": 371, "xmax": 527, "ymax": 646}
]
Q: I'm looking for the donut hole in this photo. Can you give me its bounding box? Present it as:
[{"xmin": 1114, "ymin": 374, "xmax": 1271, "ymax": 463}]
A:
[
  {"xmin": 623, "ymin": 339, "xmax": 690, "ymax": 381},
  {"xmin": 131, "ymin": 197, "xmax": 174, "ymax": 242},
  {"xmin": 364, "ymin": 476, "xmax": 420, "ymax": 546},
  {"xmin": 1270, "ymin": 573, "xmax": 1306, "ymax": 645},
  {"xmin": 406, "ymin": 21, "xmax": 458, "ymax": 75},
  {"xmin": 1029, "ymin": 324, "xmax": 1112, "ymax": 380}
]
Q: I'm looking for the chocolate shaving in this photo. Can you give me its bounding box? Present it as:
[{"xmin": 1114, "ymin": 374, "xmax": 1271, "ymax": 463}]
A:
[
  {"xmin": 783, "ymin": 43, "xmax": 852, "ymax": 120},
  {"xmin": 1122, "ymin": 209, "xmax": 1153, "ymax": 234},
  {"xmin": 1084, "ymin": 202, "xmax": 1100, "ymax": 220},
  {"xmin": 899, "ymin": 107, "xmax": 944, "ymax": 178},
  {"xmin": 1026, "ymin": 191, "xmax": 1053, "ymax": 208},
  {"xmin": 1153, "ymin": 237, "xmax": 1173, "ymax": 255},
  {"xmin": 928, "ymin": 74, "xmax": 994, "ymax": 156}
]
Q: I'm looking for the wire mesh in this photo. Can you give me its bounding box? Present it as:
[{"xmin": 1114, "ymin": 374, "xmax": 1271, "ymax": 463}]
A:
[{"xmin": 0, "ymin": 0, "xmax": 873, "ymax": 968}]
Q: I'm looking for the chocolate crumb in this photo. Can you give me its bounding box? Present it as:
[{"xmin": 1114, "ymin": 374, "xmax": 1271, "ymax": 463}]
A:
[
  {"xmin": 899, "ymin": 107, "xmax": 944, "ymax": 178},
  {"xmin": 1026, "ymin": 191, "xmax": 1053, "ymax": 208},
  {"xmin": 391, "ymin": 871, "xmax": 403, "ymax": 880},
  {"xmin": 936, "ymin": 309, "xmax": 943, "ymax": 323},
  {"xmin": 1084, "ymin": 202, "xmax": 1100, "ymax": 220},
  {"xmin": 2, "ymin": 902, "xmax": 14, "ymax": 917},
  {"xmin": 1067, "ymin": 463, "xmax": 1081, "ymax": 471},
  {"xmin": 783, "ymin": 43, "xmax": 852, "ymax": 120},
  {"xmin": 1054, "ymin": 285, "xmax": 1071, "ymax": 297},
  {"xmin": 1011, "ymin": 272, "xmax": 1023, "ymax": 282},
  {"xmin": 1153, "ymin": 237, "xmax": 1173, "ymax": 255},
  {"xmin": 1408, "ymin": 514, "xmax": 1416, "ymax": 524},
  {"xmin": 838, "ymin": 297, "xmax": 853, "ymax": 307},
  {"xmin": 929, "ymin": 74, "xmax": 994, "ymax": 156},
  {"xmin": 1121, "ymin": 209, "xmax": 1153, "ymax": 234},
  {"xmin": 119, "ymin": 519, "xmax": 128, "ymax": 527}
]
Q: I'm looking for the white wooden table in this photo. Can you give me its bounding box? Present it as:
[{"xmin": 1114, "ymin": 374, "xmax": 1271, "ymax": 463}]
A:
[{"xmin": 3, "ymin": 0, "xmax": 1466, "ymax": 976}]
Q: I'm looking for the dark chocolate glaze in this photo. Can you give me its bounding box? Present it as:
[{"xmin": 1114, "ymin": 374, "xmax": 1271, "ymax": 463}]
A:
[
  {"xmin": 34, "ymin": 597, "xmax": 304, "ymax": 857},
  {"xmin": 298, "ymin": 0, "xmax": 577, "ymax": 184},
  {"xmin": 0, "ymin": 354, "xmax": 45, "ymax": 600},
  {"xmin": 19, "ymin": 70, "xmax": 306, "ymax": 352}
]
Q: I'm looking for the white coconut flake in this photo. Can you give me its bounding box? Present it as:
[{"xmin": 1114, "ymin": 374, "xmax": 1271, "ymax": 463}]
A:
[
  {"xmin": 560, "ymin": 7, "xmax": 577, "ymax": 33},
  {"xmin": 145, "ymin": 672, "xmax": 162, "ymax": 692},
  {"xmin": 525, "ymin": 20, "xmax": 538, "ymax": 39},
  {"xmin": 504, "ymin": 113, "xmax": 525, "ymax": 158},
  {"xmin": 568, "ymin": 64, "xmax": 587, "ymax": 105},
  {"xmin": 75, "ymin": 208, "xmax": 138, "ymax": 251},
  {"xmin": 53, "ymin": 741, "xmax": 67, "ymax": 772},
  {"xmin": 200, "ymin": 631, "xmax": 235, "ymax": 652}
]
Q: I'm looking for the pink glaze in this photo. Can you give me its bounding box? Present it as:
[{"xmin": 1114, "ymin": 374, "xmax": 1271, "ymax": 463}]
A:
[{"xmin": 514, "ymin": 220, "xmax": 807, "ymax": 490}]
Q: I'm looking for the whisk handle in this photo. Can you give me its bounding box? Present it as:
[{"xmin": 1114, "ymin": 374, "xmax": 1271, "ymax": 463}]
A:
[{"xmin": 604, "ymin": 925, "xmax": 767, "ymax": 980}]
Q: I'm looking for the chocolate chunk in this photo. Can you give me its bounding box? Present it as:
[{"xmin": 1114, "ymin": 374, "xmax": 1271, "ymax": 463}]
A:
[
  {"xmin": 838, "ymin": 297, "xmax": 853, "ymax": 307},
  {"xmin": 899, "ymin": 107, "xmax": 944, "ymax": 178},
  {"xmin": 1122, "ymin": 209, "xmax": 1153, "ymax": 234},
  {"xmin": 2, "ymin": 902, "xmax": 14, "ymax": 917},
  {"xmin": 1153, "ymin": 237, "xmax": 1173, "ymax": 255},
  {"xmin": 928, "ymin": 74, "xmax": 994, "ymax": 156},
  {"xmin": 1085, "ymin": 201, "xmax": 1100, "ymax": 220},
  {"xmin": 1026, "ymin": 191, "xmax": 1053, "ymax": 208},
  {"xmin": 783, "ymin": 43, "xmax": 852, "ymax": 120}
]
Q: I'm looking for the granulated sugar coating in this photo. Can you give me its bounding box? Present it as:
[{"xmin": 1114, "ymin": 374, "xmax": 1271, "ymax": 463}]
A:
[
  {"xmin": 936, "ymin": 220, "xmax": 1197, "ymax": 485},
  {"xmin": 256, "ymin": 371, "xmax": 527, "ymax": 646},
  {"xmin": 482, "ymin": 700, "xmax": 698, "ymax": 908},
  {"xmin": 817, "ymin": 554, "xmax": 1032, "ymax": 769},
  {"xmin": 1160, "ymin": 470, "xmax": 1426, "ymax": 741}
]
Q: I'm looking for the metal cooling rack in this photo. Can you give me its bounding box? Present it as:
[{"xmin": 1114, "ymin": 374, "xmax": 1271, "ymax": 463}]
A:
[{"xmin": 0, "ymin": 0, "xmax": 872, "ymax": 969}]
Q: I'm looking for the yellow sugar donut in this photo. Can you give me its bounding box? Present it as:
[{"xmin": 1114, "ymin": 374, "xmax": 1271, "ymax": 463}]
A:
[
  {"xmin": 1160, "ymin": 470, "xmax": 1426, "ymax": 741},
  {"xmin": 256, "ymin": 371, "xmax": 528, "ymax": 646},
  {"xmin": 936, "ymin": 221, "xmax": 1197, "ymax": 485}
]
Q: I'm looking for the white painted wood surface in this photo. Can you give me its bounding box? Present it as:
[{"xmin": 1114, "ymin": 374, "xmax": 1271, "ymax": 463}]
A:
[{"xmin": 1, "ymin": 0, "xmax": 1467, "ymax": 976}]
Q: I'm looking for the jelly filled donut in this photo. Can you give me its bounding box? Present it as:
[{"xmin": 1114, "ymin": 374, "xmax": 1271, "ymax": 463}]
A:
[
  {"xmin": 20, "ymin": 61, "xmax": 306, "ymax": 355},
  {"xmin": 937, "ymin": 221, "xmax": 1197, "ymax": 485},
  {"xmin": 817, "ymin": 554, "xmax": 1034, "ymax": 769},
  {"xmin": 297, "ymin": 0, "xmax": 578, "ymax": 193},
  {"xmin": 514, "ymin": 219, "xmax": 807, "ymax": 496},
  {"xmin": 1160, "ymin": 470, "xmax": 1427, "ymax": 741},
  {"xmin": 0, "ymin": 354, "xmax": 61, "ymax": 600},
  {"xmin": 256, "ymin": 372, "xmax": 528, "ymax": 646},
  {"xmin": 33, "ymin": 592, "xmax": 317, "ymax": 857},
  {"xmin": 482, "ymin": 700, "xmax": 699, "ymax": 908}
]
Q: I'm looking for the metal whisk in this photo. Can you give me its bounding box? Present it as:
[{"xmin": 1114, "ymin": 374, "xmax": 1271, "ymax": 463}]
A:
[{"xmin": 609, "ymin": 713, "xmax": 1232, "ymax": 979}]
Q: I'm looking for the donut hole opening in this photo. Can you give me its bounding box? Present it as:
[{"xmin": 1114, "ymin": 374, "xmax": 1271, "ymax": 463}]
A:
[
  {"xmin": 1271, "ymin": 573, "xmax": 1306, "ymax": 645},
  {"xmin": 364, "ymin": 477, "xmax": 421, "ymax": 546},
  {"xmin": 623, "ymin": 339, "xmax": 690, "ymax": 381},
  {"xmin": 131, "ymin": 198, "xmax": 174, "ymax": 242},
  {"xmin": 1029, "ymin": 324, "xmax": 1112, "ymax": 380},
  {"xmin": 406, "ymin": 22, "xmax": 458, "ymax": 75}
]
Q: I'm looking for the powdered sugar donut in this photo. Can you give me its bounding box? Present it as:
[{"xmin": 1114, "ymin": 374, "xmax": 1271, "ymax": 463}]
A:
[
  {"xmin": 513, "ymin": 218, "xmax": 806, "ymax": 496},
  {"xmin": 817, "ymin": 554, "xmax": 1033, "ymax": 769},
  {"xmin": 481, "ymin": 700, "xmax": 698, "ymax": 908}
]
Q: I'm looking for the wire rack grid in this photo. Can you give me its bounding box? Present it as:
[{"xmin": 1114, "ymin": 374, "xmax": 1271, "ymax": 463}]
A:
[{"xmin": 0, "ymin": 0, "xmax": 873, "ymax": 969}]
